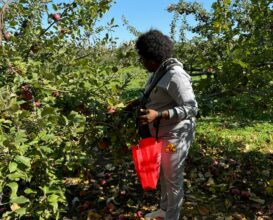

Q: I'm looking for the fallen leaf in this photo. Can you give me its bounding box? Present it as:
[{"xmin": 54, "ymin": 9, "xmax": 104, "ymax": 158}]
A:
[
  {"xmin": 87, "ymin": 210, "xmax": 102, "ymax": 220},
  {"xmin": 232, "ymin": 213, "xmax": 246, "ymax": 220},
  {"xmin": 198, "ymin": 206, "xmax": 209, "ymax": 216}
]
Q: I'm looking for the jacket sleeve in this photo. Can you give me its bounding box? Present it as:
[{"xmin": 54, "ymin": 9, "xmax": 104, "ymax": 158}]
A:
[{"xmin": 165, "ymin": 69, "xmax": 198, "ymax": 120}]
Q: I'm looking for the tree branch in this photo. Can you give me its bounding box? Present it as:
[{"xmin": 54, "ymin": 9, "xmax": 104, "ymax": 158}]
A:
[{"xmin": 24, "ymin": 3, "xmax": 73, "ymax": 61}]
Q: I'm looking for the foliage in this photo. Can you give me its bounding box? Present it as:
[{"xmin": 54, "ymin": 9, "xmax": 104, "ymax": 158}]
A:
[
  {"xmin": 0, "ymin": 0, "xmax": 139, "ymax": 219},
  {"xmin": 169, "ymin": 0, "xmax": 273, "ymax": 98},
  {"xmin": 0, "ymin": 0, "xmax": 272, "ymax": 219}
]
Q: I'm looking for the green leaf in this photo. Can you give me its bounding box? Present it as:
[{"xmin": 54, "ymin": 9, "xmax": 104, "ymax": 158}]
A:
[
  {"xmin": 10, "ymin": 20, "xmax": 18, "ymax": 27},
  {"xmin": 250, "ymin": 196, "xmax": 265, "ymax": 204},
  {"xmin": 9, "ymin": 162, "xmax": 18, "ymax": 173},
  {"xmin": 7, "ymin": 169, "xmax": 27, "ymax": 181},
  {"xmin": 14, "ymin": 130, "xmax": 28, "ymax": 145},
  {"xmin": 232, "ymin": 59, "xmax": 248, "ymax": 69},
  {"xmin": 15, "ymin": 208, "xmax": 27, "ymax": 216},
  {"xmin": 7, "ymin": 182, "xmax": 18, "ymax": 199},
  {"xmin": 47, "ymin": 194, "xmax": 59, "ymax": 213},
  {"xmin": 47, "ymin": 194, "xmax": 59, "ymax": 203},
  {"xmin": 41, "ymin": 107, "xmax": 55, "ymax": 117},
  {"xmin": 39, "ymin": 145, "xmax": 53, "ymax": 155},
  {"xmin": 8, "ymin": 98, "xmax": 19, "ymax": 113},
  {"xmin": 59, "ymin": 48, "xmax": 66, "ymax": 54},
  {"xmin": 24, "ymin": 188, "xmax": 36, "ymax": 194},
  {"xmin": 15, "ymin": 155, "xmax": 31, "ymax": 168},
  {"xmin": 39, "ymin": 130, "xmax": 48, "ymax": 141},
  {"xmin": 0, "ymin": 134, "xmax": 7, "ymax": 146},
  {"xmin": 11, "ymin": 196, "xmax": 29, "ymax": 204},
  {"xmin": 40, "ymin": 186, "xmax": 49, "ymax": 195},
  {"xmin": 52, "ymin": 4, "xmax": 58, "ymax": 11}
]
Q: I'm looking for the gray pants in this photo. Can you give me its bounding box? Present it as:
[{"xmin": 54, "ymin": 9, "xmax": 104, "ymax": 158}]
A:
[{"xmin": 159, "ymin": 124, "xmax": 195, "ymax": 220}]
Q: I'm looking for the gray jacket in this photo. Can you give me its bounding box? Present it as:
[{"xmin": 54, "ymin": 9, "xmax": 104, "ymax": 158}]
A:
[{"xmin": 145, "ymin": 58, "xmax": 198, "ymax": 141}]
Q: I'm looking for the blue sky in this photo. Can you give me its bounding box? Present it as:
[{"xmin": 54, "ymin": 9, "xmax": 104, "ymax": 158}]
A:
[{"xmin": 98, "ymin": 0, "xmax": 215, "ymax": 44}]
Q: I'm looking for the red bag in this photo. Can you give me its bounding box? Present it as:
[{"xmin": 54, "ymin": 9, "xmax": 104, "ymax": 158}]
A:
[{"xmin": 131, "ymin": 137, "xmax": 163, "ymax": 190}]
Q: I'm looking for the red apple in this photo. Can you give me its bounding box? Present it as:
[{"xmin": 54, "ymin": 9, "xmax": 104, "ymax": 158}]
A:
[
  {"xmin": 101, "ymin": 180, "xmax": 107, "ymax": 185},
  {"xmin": 82, "ymin": 201, "xmax": 92, "ymax": 209},
  {"xmin": 52, "ymin": 13, "xmax": 61, "ymax": 21},
  {"xmin": 21, "ymin": 84, "xmax": 33, "ymax": 101},
  {"xmin": 207, "ymin": 67, "xmax": 214, "ymax": 73},
  {"xmin": 107, "ymin": 106, "xmax": 116, "ymax": 114},
  {"xmin": 60, "ymin": 28, "xmax": 69, "ymax": 34},
  {"xmin": 78, "ymin": 201, "xmax": 92, "ymax": 212},
  {"xmin": 20, "ymin": 102, "xmax": 32, "ymax": 110},
  {"xmin": 241, "ymin": 190, "xmax": 250, "ymax": 199},
  {"xmin": 230, "ymin": 188, "xmax": 240, "ymax": 196},
  {"xmin": 34, "ymin": 100, "xmax": 41, "ymax": 108},
  {"xmin": 106, "ymin": 202, "xmax": 115, "ymax": 212},
  {"xmin": 119, "ymin": 190, "xmax": 126, "ymax": 196},
  {"xmin": 105, "ymin": 173, "xmax": 111, "ymax": 178},
  {"xmin": 136, "ymin": 210, "xmax": 143, "ymax": 218},
  {"xmin": 3, "ymin": 32, "xmax": 11, "ymax": 41},
  {"xmin": 30, "ymin": 44, "xmax": 40, "ymax": 54},
  {"xmin": 208, "ymin": 164, "xmax": 219, "ymax": 176},
  {"xmin": 98, "ymin": 139, "xmax": 108, "ymax": 150},
  {"xmin": 52, "ymin": 91, "xmax": 60, "ymax": 97},
  {"xmin": 212, "ymin": 159, "xmax": 219, "ymax": 166},
  {"xmin": 21, "ymin": 91, "xmax": 33, "ymax": 101},
  {"xmin": 75, "ymin": 103, "xmax": 86, "ymax": 114},
  {"xmin": 118, "ymin": 214, "xmax": 125, "ymax": 220}
]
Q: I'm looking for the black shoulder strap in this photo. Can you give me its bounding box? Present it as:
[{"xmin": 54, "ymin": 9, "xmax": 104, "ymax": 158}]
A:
[{"xmin": 139, "ymin": 59, "xmax": 182, "ymax": 141}]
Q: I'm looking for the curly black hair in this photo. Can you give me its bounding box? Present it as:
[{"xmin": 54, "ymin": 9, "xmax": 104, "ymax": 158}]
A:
[{"xmin": 135, "ymin": 29, "xmax": 174, "ymax": 63}]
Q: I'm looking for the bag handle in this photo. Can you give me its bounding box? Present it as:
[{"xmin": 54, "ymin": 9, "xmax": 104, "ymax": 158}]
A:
[{"xmin": 153, "ymin": 117, "xmax": 161, "ymax": 142}]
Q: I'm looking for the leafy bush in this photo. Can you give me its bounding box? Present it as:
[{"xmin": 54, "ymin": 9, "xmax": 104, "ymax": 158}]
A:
[
  {"xmin": 169, "ymin": 0, "xmax": 273, "ymax": 93},
  {"xmin": 0, "ymin": 1, "xmax": 138, "ymax": 218}
]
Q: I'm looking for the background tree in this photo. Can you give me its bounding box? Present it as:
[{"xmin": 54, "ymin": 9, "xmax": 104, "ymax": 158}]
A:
[
  {"xmin": 169, "ymin": 0, "xmax": 273, "ymax": 89},
  {"xmin": 168, "ymin": 0, "xmax": 273, "ymax": 117}
]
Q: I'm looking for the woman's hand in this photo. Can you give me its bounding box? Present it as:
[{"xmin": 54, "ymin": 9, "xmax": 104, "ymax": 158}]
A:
[{"xmin": 138, "ymin": 109, "xmax": 159, "ymax": 125}]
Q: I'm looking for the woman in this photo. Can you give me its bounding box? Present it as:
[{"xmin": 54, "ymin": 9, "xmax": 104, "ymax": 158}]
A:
[{"xmin": 133, "ymin": 29, "xmax": 198, "ymax": 220}]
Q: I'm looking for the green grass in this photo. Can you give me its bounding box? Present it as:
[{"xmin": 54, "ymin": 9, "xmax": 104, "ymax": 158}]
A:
[{"xmin": 194, "ymin": 115, "xmax": 273, "ymax": 153}]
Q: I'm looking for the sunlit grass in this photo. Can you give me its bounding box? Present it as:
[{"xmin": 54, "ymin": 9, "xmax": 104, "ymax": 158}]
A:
[{"xmin": 194, "ymin": 116, "xmax": 273, "ymax": 153}]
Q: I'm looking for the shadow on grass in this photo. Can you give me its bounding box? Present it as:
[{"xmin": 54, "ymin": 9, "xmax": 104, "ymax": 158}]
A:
[
  {"xmin": 61, "ymin": 131, "xmax": 273, "ymax": 219},
  {"xmin": 183, "ymin": 132, "xmax": 273, "ymax": 219},
  {"xmin": 197, "ymin": 93, "xmax": 273, "ymax": 127}
]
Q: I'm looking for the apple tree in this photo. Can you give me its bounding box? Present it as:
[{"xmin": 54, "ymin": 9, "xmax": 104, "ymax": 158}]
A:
[
  {"xmin": 168, "ymin": 0, "xmax": 273, "ymax": 116},
  {"xmin": 169, "ymin": 0, "xmax": 273, "ymax": 90},
  {"xmin": 0, "ymin": 0, "xmax": 136, "ymax": 218}
]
